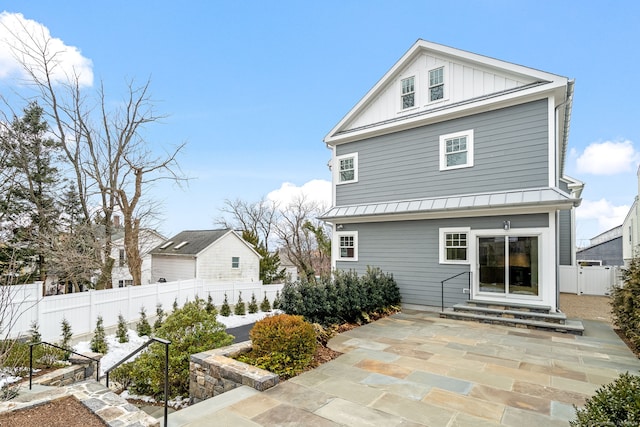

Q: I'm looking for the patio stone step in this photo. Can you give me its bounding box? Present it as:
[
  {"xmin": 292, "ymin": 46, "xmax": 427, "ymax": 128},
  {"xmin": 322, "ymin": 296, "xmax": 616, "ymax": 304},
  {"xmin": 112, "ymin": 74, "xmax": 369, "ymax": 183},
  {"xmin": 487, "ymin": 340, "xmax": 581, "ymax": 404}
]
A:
[
  {"xmin": 464, "ymin": 299, "xmax": 552, "ymax": 314},
  {"xmin": 451, "ymin": 303, "xmax": 567, "ymax": 324},
  {"xmin": 440, "ymin": 308, "xmax": 584, "ymax": 335}
]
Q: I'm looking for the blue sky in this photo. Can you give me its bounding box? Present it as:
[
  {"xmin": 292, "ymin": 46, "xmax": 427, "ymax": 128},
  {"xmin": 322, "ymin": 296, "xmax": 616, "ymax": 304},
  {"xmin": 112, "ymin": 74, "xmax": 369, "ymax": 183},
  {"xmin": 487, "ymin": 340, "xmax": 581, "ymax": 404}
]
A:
[{"xmin": 1, "ymin": 1, "xmax": 639, "ymax": 246}]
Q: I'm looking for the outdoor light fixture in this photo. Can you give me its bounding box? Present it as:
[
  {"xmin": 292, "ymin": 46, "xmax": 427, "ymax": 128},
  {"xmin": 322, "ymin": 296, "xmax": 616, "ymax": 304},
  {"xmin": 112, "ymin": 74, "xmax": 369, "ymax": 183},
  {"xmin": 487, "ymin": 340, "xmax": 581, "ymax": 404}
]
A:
[
  {"xmin": 503, "ymin": 220, "xmax": 511, "ymax": 231},
  {"xmin": 336, "ymin": 224, "xmax": 344, "ymax": 230}
]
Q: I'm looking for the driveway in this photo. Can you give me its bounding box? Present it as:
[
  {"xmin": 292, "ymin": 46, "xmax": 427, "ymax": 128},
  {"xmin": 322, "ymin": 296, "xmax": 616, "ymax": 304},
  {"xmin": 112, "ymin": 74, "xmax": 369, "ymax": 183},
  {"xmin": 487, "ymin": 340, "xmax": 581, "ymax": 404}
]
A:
[{"xmin": 169, "ymin": 309, "xmax": 640, "ymax": 426}]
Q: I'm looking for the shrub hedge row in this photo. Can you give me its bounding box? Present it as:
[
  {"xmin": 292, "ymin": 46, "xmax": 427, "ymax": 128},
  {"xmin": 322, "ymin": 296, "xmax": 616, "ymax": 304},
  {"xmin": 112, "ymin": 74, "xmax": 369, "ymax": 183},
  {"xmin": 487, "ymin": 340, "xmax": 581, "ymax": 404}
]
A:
[
  {"xmin": 279, "ymin": 267, "xmax": 401, "ymax": 326},
  {"xmin": 611, "ymin": 257, "xmax": 640, "ymax": 350}
]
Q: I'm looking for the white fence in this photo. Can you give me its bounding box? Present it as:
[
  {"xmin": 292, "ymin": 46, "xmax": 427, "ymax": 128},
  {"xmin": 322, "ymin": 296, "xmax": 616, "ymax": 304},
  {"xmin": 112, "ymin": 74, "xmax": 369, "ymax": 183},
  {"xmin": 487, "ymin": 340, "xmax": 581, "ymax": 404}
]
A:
[
  {"xmin": 3, "ymin": 279, "xmax": 284, "ymax": 342},
  {"xmin": 559, "ymin": 265, "xmax": 622, "ymax": 296}
]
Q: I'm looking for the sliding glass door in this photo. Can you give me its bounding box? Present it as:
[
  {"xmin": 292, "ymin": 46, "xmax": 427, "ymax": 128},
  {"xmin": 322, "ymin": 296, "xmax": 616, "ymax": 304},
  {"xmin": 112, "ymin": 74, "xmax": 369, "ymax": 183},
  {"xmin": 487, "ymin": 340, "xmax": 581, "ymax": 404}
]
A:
[{"xmin": 478, "ymin": 236, "xmax": 539, "ymax": 297}]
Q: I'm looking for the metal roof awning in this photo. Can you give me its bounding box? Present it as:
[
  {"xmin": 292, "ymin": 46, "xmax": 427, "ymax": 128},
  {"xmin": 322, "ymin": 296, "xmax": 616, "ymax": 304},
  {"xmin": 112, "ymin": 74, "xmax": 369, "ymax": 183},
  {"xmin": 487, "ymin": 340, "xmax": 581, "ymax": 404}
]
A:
[{"xmin": 320, "ymin": 187, "xmax": 580, "ymax": 223}]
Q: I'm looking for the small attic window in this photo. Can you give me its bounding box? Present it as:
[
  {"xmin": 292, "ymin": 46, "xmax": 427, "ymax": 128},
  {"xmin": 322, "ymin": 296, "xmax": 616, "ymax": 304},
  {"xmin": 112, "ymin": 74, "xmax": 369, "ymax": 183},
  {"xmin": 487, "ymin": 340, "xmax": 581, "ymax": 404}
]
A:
[
  {"xmin": 401, "ymin": 76, "xmax": 415, "ymax": 109},
  {"xmin": 174, "ymin": 241, "xmax": 189, "ymax": 250},
  {"xmin": 429, "ymin": 67, "xmax": 444, "ymax": 102},
  {"xmin": 159, "ymin": 241, "xmax": 173, "ymax": 250}
]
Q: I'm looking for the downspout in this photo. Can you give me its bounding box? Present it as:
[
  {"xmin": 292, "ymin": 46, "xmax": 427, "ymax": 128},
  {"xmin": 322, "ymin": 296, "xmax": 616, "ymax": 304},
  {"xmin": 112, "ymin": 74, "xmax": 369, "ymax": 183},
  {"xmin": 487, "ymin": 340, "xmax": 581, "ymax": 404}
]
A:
[{"xmin": 554, "ymin": 80, "xmax": 575, "ymax": 312}]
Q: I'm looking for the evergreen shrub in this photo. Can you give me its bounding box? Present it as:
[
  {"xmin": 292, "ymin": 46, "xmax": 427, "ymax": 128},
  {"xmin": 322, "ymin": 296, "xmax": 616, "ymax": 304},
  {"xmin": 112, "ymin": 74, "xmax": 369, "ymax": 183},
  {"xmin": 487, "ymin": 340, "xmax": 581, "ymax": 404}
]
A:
[
  {"xmin": 240, "ymin": 314, "xmax": 316, "ymax": 379},
  {"xmin": 136, "ymin": 307, "xmax": 152, "ymax": 337},
  {"xmin": 279, "ymin": 267, "xmax": 400, "ymax": 326},
  {"xmin": 234, "ymin": 291, "xmax": 246, "ymax": 315},
  {"xmin": 571, "ymin": 372, "xmax": 640, "ymax": 426},
  {"xmin": 260, "ymin": 292, "xmax": 271, "ymax": 312},
  {"xmin": 90, "ymin": 316, "xmax": 108, "ymax": 354},
  {"xmin": 248, "ymin": 292, "xmax": 259, "ymax": 314},
  {"xmin": 220, "ymin": 293, "xmax": 231, "ymax": 316},
  {"xmin": 611, "ymin": 256, "xmax": 640, "ymax": 350}
]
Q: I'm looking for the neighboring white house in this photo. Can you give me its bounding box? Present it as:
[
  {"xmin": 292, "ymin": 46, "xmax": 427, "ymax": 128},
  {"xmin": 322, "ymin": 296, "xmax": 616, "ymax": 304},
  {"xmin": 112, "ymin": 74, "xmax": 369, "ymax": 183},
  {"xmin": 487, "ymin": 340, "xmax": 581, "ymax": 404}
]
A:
[
  {"xmin": 622, "ymin": 166, "xmax": 640, "ymax": 267},
  {"xmin": 111, "ymin": 228, "xmax": 166, "ymax": 287},
  {"xmin": 150, "ymin": 229, "xmax": 261, "ymax": 283}
]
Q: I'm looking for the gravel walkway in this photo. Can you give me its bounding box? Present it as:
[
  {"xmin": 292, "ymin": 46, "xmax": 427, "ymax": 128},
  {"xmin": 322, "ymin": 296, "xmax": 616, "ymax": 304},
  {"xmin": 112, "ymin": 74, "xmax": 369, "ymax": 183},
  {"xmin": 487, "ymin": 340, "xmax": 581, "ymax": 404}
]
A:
[{"xmin": 559, "ymin": 292, "xmax": 613, "ymax": 324}]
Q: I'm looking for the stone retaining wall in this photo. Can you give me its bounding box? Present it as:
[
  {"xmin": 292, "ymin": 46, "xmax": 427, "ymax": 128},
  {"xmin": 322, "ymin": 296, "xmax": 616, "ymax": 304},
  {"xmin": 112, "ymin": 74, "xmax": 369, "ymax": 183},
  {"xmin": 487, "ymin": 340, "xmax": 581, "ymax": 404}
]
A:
[{"xmin": 189, "ymin": 341, "xmax": 279, "ymax": 403}]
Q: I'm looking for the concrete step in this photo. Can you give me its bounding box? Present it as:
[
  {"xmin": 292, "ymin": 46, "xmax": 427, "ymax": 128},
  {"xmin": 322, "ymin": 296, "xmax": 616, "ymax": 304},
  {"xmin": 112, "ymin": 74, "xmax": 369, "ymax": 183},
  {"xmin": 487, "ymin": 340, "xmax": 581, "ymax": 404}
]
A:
[
  {"xmin": 160, "ymin": 385, "xmax": 260, "ymax": 427},
  {"xmin": 440, "ymin": 309, "xmax": 584, "ymax": 335},
  {"xmin": 452, "ymin": 303, "xmax": 567, "ymax": 324}
]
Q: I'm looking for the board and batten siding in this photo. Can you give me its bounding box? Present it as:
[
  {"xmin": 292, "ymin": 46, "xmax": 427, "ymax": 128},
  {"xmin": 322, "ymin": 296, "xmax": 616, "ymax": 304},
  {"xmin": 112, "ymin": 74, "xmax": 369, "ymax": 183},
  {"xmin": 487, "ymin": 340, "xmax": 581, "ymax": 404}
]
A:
[
  {"xmin": 336, "ymin": 214, "xmax": 548, "ymax": 308},
  {"xmin": 195, "ymin": 234, "xmax": 260, "ymax": 282},
  {"xmin": 336, "ymin": 99, "xmax": 549, "ymax": 206},
  {"xmin": 151, "ymin": 255, "xmax": 195, "ymax": 283}
]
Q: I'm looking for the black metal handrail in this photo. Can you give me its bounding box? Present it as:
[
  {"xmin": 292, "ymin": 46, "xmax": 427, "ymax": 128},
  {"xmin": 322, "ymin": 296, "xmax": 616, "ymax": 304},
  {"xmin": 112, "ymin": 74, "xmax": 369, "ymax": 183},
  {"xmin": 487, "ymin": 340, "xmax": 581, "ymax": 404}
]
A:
[
  {"xmin": 102, "ymin": 337, "xmax": 171, "ymax": 427},
  {"xmin": 29, "ymin": 341, "xmax": 101, "ymax": 389},
  {"xmin": 441, "ymin": 271, "xmax": 472, "ymax": 312}
]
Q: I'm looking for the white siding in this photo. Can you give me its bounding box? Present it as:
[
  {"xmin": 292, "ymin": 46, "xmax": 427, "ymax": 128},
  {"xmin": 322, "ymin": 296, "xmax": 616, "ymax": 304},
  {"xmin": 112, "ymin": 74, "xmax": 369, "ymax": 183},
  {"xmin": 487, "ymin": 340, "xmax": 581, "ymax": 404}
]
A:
[
  {"xmin": 346, "ymin": 52, "xmax": 535, "ymax": 132},
  {"xmin": 196, "ymin": 233, "xmax": 260, "ymax": 282},
  {"xmin": 151, "ymin": 255, "xmax": 195, "ymax": 282},
  {"xmin": 110, "ymin": 230, "xmax": 166, "ymax": 287}
]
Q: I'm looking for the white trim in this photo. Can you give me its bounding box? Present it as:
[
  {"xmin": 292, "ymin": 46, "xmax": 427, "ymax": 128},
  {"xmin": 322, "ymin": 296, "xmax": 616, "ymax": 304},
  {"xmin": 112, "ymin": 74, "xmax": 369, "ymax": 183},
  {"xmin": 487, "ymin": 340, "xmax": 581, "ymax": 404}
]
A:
[
  {"xmin": 335, "ymin": 152, "xmax": 358, "ymax": 185},
  {"xmin": 335, "ymin": 230, "xmax": 358, "ymax": 262},
  {"xmin": 439, "ymin": 227, "xmax": 471, "ymax": 264},
  {"xmin": 549, "ymin": 96, "xmax": 556, "ymax": 187},
  {"xmin": 439, "ymin": 129, "xmax": 474, "ymax": 171}
]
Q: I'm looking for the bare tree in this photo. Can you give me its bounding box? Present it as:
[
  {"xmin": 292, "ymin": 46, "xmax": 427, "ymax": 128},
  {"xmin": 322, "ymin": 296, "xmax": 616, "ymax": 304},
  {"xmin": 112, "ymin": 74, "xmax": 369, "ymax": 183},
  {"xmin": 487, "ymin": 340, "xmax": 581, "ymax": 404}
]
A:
[
  {"xmin": 2, "ymin": 18, "xmax": 186, "ymax": 288},
  {"xmin": 215, "ymin": 197, "xmax": 278, "ymax": 251},
  {"xmin": 274, "ymin": 195, "xmax": 331, "ymax": 279}
]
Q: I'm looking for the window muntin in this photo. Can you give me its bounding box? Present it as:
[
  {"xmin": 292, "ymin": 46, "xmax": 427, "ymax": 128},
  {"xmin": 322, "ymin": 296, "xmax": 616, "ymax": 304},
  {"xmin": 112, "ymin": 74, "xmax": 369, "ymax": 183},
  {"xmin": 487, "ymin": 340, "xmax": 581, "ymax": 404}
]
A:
[
  {"xmin": 439, "ymin": 227, "xmax": 470, "ymax": 264},
  {"xmin": 429, "ymin": 67, "xmax": 444, "ymax": 102},
  {"xmin": 231, "ymin": 257, "xmax": 240, "ymax": 268},
  {"xmin": 336, "ymin": 153, "xmax": 358, "ymax": 184},
  {"xmin": 440, "ymin": 130, "xmax": 474, "ymax": 171},
  {"xmin": 336, "ymin": 231, "xmax": 358, "ymax": 261},
  {"xmin": 401, "ymin": 76, "xmax": 415, "ymax": 109}
]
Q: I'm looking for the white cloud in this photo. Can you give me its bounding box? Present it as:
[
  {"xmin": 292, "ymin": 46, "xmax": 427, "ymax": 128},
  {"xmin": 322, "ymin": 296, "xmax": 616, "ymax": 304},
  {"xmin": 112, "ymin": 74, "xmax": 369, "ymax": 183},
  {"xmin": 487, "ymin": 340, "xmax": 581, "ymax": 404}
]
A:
[
  {"xmin": 267, "ymin": 179, "xmax": 331, "ymax": 210},
  {"xmin": 575, "ymin": 140, "xmax": 638, "ymax": 175},
  {"xmin": 576, "ymin": 198, "xmax": 628, "ymax": 234},
  {"xmin": 0, "ymin": 12, "xmax": 93, "ymax": 87}
]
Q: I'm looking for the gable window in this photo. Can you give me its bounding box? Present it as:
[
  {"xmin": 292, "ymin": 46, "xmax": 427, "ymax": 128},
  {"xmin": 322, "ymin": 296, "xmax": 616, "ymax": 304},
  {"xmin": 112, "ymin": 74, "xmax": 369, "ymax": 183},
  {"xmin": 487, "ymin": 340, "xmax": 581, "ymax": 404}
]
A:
[
  {"xmin": 440, "ymin": 129, "xmax": 474, "ymax": 171},
  {"xmin": 439, "ymin": 227, "xmax": 470, "ymax": 264},
  {"xmin": 336, "ymin": 153, "xmax": 358, "ymax": 184},
  {"xmin": 231, "ymin": 256, "xmax": 240, "ymax": 268},
  {"xmin": 429, "ymin": 67, "xmax": 444, "ymax": 102},
  {"xmin": 401, "ymin": 76, "xmax": 415, "ymax": 109},
  {"xmin": 336, "ymin": 231, "xmax": 358, "ymax": 261}
]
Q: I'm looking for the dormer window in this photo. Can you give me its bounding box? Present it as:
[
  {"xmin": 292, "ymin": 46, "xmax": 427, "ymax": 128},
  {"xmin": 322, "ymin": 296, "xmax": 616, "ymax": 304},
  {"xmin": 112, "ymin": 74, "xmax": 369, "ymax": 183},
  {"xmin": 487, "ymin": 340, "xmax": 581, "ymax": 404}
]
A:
[
  {"xmin": 429, "ymin": 67, "xmax": 444, "ymax": 102},
  {"xmin": 401, "ymin": 76, "xmax": 415, "ymax": 109}
]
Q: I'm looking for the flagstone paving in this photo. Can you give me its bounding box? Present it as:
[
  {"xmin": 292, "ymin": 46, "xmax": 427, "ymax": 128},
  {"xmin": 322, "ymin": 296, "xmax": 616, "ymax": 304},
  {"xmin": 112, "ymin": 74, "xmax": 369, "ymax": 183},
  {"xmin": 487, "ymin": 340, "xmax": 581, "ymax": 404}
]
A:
[{"xmin": 165, "ymin": 309, "xmax": 640, "ymax": 426}]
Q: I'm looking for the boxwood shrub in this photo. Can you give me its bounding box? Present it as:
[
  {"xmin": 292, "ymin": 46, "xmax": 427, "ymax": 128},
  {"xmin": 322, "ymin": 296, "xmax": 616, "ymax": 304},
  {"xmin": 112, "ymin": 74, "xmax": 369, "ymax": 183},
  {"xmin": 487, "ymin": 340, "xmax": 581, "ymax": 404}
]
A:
[
  {"xmin": 571, "ymin": 372, "xmax": 640, "ymax": 426},
  {"xmin": 239, "ymin": 314, "xmax": 316, "ymax": 379},
  {"xmin": 280, "ymin": 267, "xmax": 401, "ymax": 326}
]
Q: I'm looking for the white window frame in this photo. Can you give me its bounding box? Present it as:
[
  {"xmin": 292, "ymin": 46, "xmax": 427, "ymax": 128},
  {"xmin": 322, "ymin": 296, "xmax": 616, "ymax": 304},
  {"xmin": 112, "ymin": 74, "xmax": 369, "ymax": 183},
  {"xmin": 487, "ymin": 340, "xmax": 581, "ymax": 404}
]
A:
[
  {"xmin": 336, "ymin": 231, "xmax": 358, "ymax": 262},
  {"xmin": 336, "ymin": 153, "xmax": 358, "ymax": 184},
  {"xmin": 400, "ymin": 76, "xmax": 416, "ymax": 110},
  {"xmin": 439, "ymin": 227, "xmax": 470, "ymax": 264},
  {"xmin": 440, "ymin": 129, "xmax": 474, "ymax": 171},
  {"xmin": 231, "ymin": 256, "xmax": 240, "ymax": 269},
  {"xmin": 428, "ymin": 67, "xmax": 445, "ymax": 103}
]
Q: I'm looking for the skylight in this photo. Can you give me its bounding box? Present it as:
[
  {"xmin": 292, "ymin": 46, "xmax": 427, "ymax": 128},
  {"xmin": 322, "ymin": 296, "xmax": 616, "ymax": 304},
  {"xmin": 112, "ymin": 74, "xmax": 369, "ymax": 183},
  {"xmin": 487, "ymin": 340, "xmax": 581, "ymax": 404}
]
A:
[
  {"xmin": 159, "ymin": 241, "xmax": 173, "ymax": 249},
  {"xmin": 174, "ymin": 241, "xmax": 189, "ymax": 250}
]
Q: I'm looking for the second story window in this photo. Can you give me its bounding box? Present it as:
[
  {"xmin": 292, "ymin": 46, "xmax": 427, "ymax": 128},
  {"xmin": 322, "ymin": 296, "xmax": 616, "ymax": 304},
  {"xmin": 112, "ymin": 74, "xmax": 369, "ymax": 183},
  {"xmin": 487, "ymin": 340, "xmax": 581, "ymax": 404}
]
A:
[
  {"xmin": 119, "ymin": 249, "xmax": 126, "ymax": 267},
  {"xmin": 336, "ymin": 153, "xmax": 358, "ymax": 184},
  {"xmin": 440, "ymin": 130, "xmax": 474, "ymax": 171},
  {"xmin": 401, "ymin": 76, "xmax": 415, "ymax": 109},
  {"xmin": 429, "ymin": 67, "xmax": 444, "ymax": 101}
]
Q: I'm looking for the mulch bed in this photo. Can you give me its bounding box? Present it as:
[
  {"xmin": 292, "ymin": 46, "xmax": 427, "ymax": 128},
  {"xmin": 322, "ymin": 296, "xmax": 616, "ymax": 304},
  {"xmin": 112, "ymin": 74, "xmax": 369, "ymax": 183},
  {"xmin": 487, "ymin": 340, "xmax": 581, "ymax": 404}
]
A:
[
  {"xmin": 615, "ymin": 329, "xmax": 640, "ymax": 358},
  {"xmin": 0, "ymin": 395, "xmax": 107, "ymax": 427}
]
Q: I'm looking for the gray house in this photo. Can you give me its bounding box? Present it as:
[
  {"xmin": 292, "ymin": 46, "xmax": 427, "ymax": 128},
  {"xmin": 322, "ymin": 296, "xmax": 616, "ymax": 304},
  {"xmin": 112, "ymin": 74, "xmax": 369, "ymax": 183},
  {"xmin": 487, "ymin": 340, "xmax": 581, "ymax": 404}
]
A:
[
  {"xmin": 150, "ymin": 229, "xmax": 261, "ymax": 283},
  {"xmin": 321, "ymin": 40, "xmax": 582, "ymax": 312},
  {"xmin": 577, "ymin": 226, "xmax": 623, "ymax": 266}
]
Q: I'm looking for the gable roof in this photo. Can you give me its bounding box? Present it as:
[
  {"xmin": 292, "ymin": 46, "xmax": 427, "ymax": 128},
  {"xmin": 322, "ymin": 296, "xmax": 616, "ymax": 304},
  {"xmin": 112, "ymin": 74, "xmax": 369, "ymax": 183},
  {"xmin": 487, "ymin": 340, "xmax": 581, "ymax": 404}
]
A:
[
  {"xmin": 324, "ymin": 39, "xmax": 573, "ymax": 171},
  {"xmin": 150, "ymin": 229, "xmax": 260, "ymax": 258}
]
